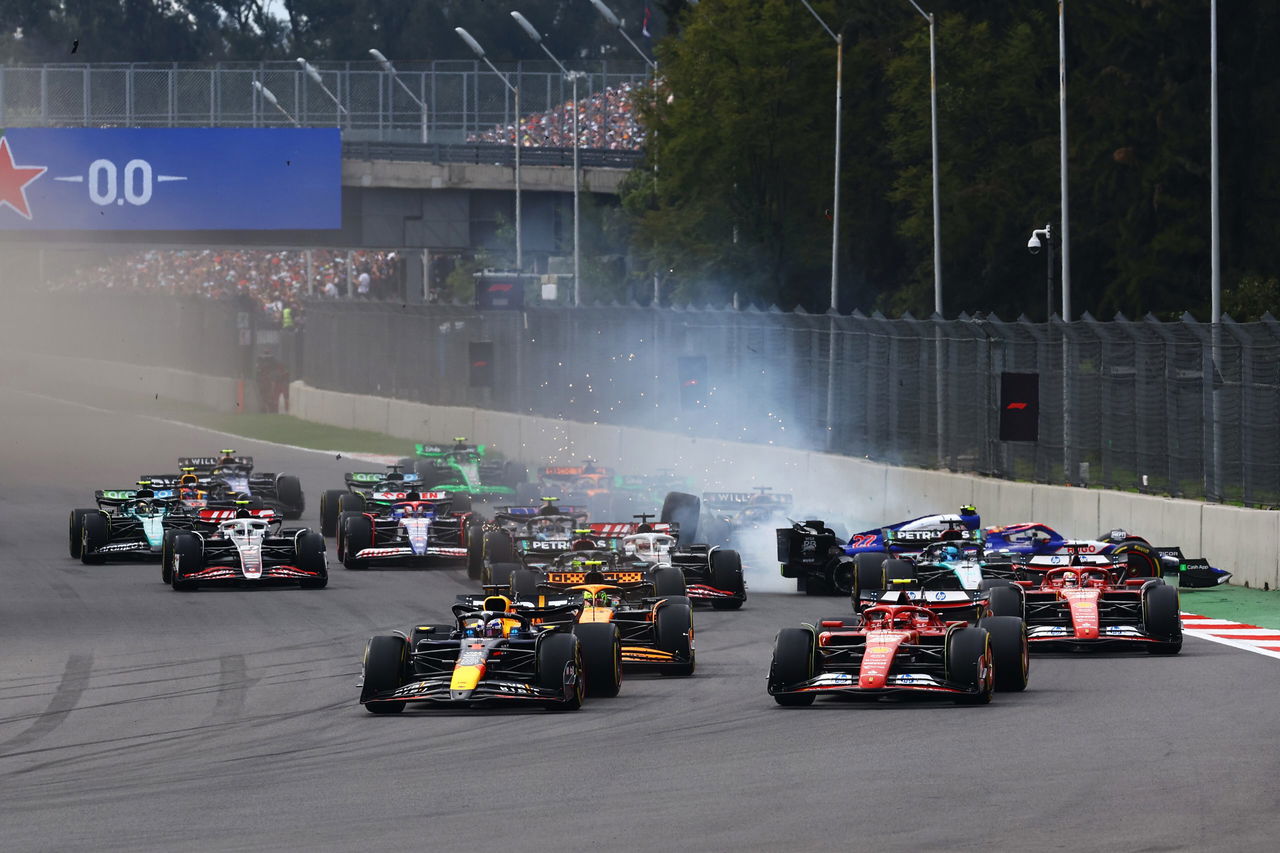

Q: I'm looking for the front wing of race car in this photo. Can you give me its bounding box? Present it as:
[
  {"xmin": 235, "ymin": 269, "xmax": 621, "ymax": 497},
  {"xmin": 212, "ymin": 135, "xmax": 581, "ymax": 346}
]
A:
[
  {"xmin": 362, "ymin": 676, "xmax": 572, "ymax": 707},
  {"xmin": 353, "ymin": 545, "xmax": 469, "ymax": 561}
]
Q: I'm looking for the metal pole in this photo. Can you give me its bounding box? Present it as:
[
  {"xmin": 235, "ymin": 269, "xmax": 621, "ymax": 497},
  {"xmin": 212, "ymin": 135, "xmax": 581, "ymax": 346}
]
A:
[
  {"xmin": 1046, "ymin": 225, "xmax": 1054, "ymax": 321},
  {"xmin": 831, "ymin": 34, "xmax": 843, "ymax": 313},
  {"xmin": 572, "ymin": 71, "xmax": 581, "ymax": 307},
  {"xmin": 1058, "ymin": 0, "xmax": 1070, "ymax": 321},
  {"xmin": 515, "ymin": 83, "xmax": 523, "ymax": 272},
  {"xmin": 1211, "ymin": 0, "xmax": 1220, "ymax": 322},
  {"xmin": 927, "ymin": 15, "xmax": 942, "ymax": 316},
  {"xmin": 305, "ymin": 249, "xmax": 313, "ymax": 296}
]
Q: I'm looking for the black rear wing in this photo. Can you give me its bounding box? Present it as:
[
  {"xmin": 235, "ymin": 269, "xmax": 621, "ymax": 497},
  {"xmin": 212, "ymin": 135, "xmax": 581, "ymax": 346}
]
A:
[{"xmin": 180, "ymin": 456, "xmax": 253, "ymax": 473}]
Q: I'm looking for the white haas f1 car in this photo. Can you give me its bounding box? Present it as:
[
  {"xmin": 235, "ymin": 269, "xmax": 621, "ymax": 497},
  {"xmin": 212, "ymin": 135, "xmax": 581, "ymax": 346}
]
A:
[{"xmin": 162, "ymin": 508, "xmax": 327, "ymax": 591}]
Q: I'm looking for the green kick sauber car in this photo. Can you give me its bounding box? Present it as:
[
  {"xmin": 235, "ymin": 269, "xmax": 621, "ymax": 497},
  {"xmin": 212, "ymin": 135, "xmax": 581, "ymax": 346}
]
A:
[{"xmin": 401, "ymin": 438, "xmax": 524, "ymax": 501}]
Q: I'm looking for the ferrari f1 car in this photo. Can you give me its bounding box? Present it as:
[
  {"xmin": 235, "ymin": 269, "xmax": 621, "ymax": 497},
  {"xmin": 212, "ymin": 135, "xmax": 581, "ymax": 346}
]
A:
[
  {"xmin": 985, "ymin": 548, "xmax": 1182, "ymax": 654},
  {"xmin": 337, "ymin": 492, "xmax": 479, "ymax": 571},
  {"xmin": 777, "ymin": 506, "xmax": 982, "ymax": 595},
  {"xmin": 162, "ymin": 508, "xmax": 327, "ymax": 590},
  {"xmin": 148, "ymin": 451, "xmax": 305, "ymax": 519},
  {"xmin": 360, "ymin": 596, "xmax": 588, "ymax": 713},
  {"xmin": 401, "ymin": 438, "xmax": 523, "ymax": 501},
  {"xmin": 768, "ymin": 603, "xmax": 1026, "ymax": 706},
  {"xmin": 984, "ymin": 522, "xmax": 1230, "ymax": 588},
  {"xmin": 484, "ymin": 559, "xmax": 697, "ymax": 676}
]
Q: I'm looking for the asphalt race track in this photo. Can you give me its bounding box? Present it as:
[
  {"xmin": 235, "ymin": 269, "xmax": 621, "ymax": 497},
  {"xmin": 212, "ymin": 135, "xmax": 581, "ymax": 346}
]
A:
[{"xmin": 3, "ymin": 388, "xmax": 1279, "ymax": 852}]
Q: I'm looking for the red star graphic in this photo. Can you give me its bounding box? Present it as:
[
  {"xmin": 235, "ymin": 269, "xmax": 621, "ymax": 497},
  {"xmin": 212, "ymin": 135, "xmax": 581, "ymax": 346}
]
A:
[{"xmin": 0, "ymin": 137, "xmax": 48, "ymax": 220}]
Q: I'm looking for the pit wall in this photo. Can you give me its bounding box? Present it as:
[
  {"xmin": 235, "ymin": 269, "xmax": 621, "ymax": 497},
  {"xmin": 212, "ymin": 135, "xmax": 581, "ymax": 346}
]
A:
[
  {"xmin": 287, "ymin": 381, "xmax": 1278, "ymax": 592},
  {"xmin": 9, "ymin": 351, "xmax": 1271, "ymax": 590}
]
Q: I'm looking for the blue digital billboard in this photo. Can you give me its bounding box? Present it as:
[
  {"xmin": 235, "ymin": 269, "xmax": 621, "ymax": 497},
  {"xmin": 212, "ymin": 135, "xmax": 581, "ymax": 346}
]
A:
[{"xmin": 0, "ymin": 128, "xmax": 341, "ymax": 230}]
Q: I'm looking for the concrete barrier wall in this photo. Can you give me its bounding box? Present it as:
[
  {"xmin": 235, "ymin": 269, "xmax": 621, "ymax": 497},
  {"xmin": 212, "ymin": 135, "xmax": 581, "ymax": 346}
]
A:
[
  {"xmin": 13, "ymin": 354, "xmax": 243, "ymax": 413},
  {"xmin": 286, "ymin": 380, "xmax": 1279, "ymax": 590}
]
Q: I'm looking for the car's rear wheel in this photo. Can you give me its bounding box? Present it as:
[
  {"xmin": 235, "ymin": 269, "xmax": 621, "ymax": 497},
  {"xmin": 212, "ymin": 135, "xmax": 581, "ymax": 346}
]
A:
[
  {"xmin": 319, "ymin": 489, "xmax": 347, "ymax": 537},
  {"xmin": 770, "ymin": 628, "xmax": 816, "ymax": 706},
  {"xmin": 709, "ymin": 549, "xmax": 745, "ymax": 610},
  {"xmin": 852, "ymin": 552, "xmax": 890, "ymax": 599},
  {"xmin": 883, "ymin": 558, "xmax": 917, "ymax": 588},
  {"xmin": 489, "ymin": 562, "xmax": 521, "ymax": 589},
  {"xmin": 275, "ymin": 475, "xmax": 304, "ymax": 519},
  {"xmin": 510, "ymin": 568, "xmax": 540, "ymax": 597},
  {"xmin": 1114, "ymin": 541, "xmax": 1161, "ymax": 579},
  {"xmin": 362, "ymin": 635, "xmax": 408, "ymax": 714},
  {"xmin": 295, "ymin": 530, "xmax": 328, "ymax": 589},
  {"xmin": 337, "ymin": 492, "xmax": 366, "ymax": 514},
  {"xmin": 651, "ymin": 566, "xmax": 687, "ymax": 598},
  {"xmin": 573, "ymin": 622, "xmax": 622, "ymax": 698},
  {"xmin": 465, "ymin": 523, "xmax": 484, "ymax": 580},
  {"xmin": 978, "ymin": 616, "xmax": 1029, "ymax": 692},
  {"xmin": 483, "ymin": 529, "xmax": 516, "ymax": 577},
  {"xmin": 986, "ymin": 584, "xmax": 1025, "ymax": 620},
  {"xmin": 660, "ymin": 491, "xmax": 701, "ymax": 544},
  {"xmin": 80, "ymin": 513, "xmax": 109, "ymax": 565},
  {"xmin": 655, "ymin": 601, "xmax": 695, "ymax": 676},
  {"xmin": 946, "ymin": 627, "xmax": 993, "ymax": 705},
  {"xmin": 341, "ymin": 515, "xmax": 373, "ymax": 570},
  {"xmin": 537, "ymin": 633, "xmax": 584, "ymax": 711},
  {"xmin": 1143, "ymin": 582, "xmax": 1182, "ymax": 654}
]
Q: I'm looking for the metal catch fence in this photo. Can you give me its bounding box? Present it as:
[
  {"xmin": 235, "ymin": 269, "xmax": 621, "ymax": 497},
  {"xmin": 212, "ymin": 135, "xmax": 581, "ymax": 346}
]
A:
[
  {"xmin": 0, "ymin": 61, "xmax": 652, "ymax": 144},
  {"xmin": 300, "ymin": 301, "xmax": 1280, "ymax": 507}
]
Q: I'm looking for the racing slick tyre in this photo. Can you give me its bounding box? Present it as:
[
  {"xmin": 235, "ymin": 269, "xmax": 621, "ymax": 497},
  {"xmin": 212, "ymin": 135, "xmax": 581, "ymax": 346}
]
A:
[
  {"xmin": 651, "ymin": 566, "xmax": 688, "ymax": 598},
  {"xmin": 319, "ymin": 489, "xmax": 348, "ymax": 538},
  {"xmin": 295, "ymin": 530, "xmax": 328, "ymax": 589},
  {"xmin": 945, "ymin": 627, "xmax": 994, "ymax": 705},
  {"xmin": 709, "ymin": 549, "xmax": 746, "ymax": 610},
  {"xmin": 488, "ymin": 562, "xmax": 521, "ymax": 590},
  {"xmin": 769, "ymin": 628, "xmax": 817, "ymax": 707},
  {"xmin": 655, "ymin": 601, "xmax": 695, "ymax": 677},
  {"xmin": 1142, "ymin": 582, "xmax": 1183, "ymax": 655},
  {"xmin": 883, "ymin": 559, "xmax": 917, "ymax": 588},
  {"xmin": 412, "ymin": 460, "xmax": 447, "ymax": 483},
  {"xmin": 80, "ymin": 512, "xmax": 109, "ymax": 565},
  {"xmin": 851, "ymin": 552, "xmax": 891, "ymax": 599},
  {"xmin": 69, "ymin": 508, "xmax": 94, "ymax": 559},
  {"xmin": 537, "ymin": 633, "xmax": 585, "ymax": 712},
  {"xmin": 275, "ymin": 475, "xmax": 304, "ymax": 519},
  {"xmin": 448, "ymin": 491, "xmax": 472, "ymax": 515},
  {"xmin": 341, "ymin": 514, "xmax": 373, "ymax": 570},
  {"xmin": 466, "ymin": 523, "xmax": 485, "ymax": 581},
  {"xmin": 362, "ymin": 635, "xmax": 409, "ymax": 714},
  {"xmin": 160, "ymin": 528, "xmax": 183, "ymax": 584},
  {"xmin": 572, "ymin": 622, "xmax": 622, "ymax": 698},
  {"xmin": 483, "ymin": 529, "xmax": 516, "ymax": 572},
  {"xmin": 660, "ymin": 491, "xmax": 701, "ymax": 545},
  {"xmin": 1113, "ymin": 541, "xmax": 1161, "ymax": 579},
  {"xmin": 169, "ymin": 532, "xmax": 203, "ymax": 591},
  {"xmin": 337, "ymin": 493, "xmax": 366, "ymax": 515},
  {"xmin": 985, "ymin": 584, "xmax": 1025, "ymax": 620},
  {"xmin": 335, "ymin": 511, "xmax": 365, "ymax": 560},
  {"xmin": 978, "ymin": 616, "xmax": 1029, "ymax": 692},
  {"xmin": 510, "ymin": 568, "xmax": 541, "ymax": 598}
]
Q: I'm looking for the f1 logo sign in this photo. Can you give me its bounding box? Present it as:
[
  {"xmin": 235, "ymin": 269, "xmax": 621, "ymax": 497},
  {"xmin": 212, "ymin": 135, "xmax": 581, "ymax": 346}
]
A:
[{"xmin": 999, "ymin": 373, "xmax": 1038, "ymax": 442}]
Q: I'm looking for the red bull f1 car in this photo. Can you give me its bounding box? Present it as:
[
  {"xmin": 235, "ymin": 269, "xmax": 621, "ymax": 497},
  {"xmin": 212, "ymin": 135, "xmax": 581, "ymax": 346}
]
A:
[{"xmin": 360, "ymin": 596, "xmax": 588, "ymax": 713}]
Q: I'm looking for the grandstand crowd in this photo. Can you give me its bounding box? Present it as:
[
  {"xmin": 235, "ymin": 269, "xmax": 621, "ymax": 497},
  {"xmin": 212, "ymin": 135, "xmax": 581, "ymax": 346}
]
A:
[
  {"xmin": 467, "ymin": 81, "xmax": 647, "ymax": 150},
  {"xmin": 52, "ymin": 249, "xmax": 402, "ymax": 327}
]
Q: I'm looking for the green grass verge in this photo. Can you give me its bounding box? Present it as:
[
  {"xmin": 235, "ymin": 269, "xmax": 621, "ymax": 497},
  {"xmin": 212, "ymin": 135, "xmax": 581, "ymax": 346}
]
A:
[{"xmin": 1180, "ymin": 583, "xmax": 1280, "ymax": 631}]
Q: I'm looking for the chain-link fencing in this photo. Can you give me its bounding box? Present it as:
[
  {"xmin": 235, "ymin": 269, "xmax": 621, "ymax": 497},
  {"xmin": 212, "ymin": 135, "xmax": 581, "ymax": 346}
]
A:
[{"xmin": 0, "ymin": 61, "xmax": 652, "ymax": 144}]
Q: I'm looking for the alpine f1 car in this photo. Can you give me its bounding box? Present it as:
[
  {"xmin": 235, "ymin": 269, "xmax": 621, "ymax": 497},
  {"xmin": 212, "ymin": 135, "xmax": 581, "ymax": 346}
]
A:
[
  {"xmin": 987, "ymin": 548, "xmax": 1182, "ymax": 654},
  {"xmin": 148, "ymin": 452, "xmax": 305, "ymax": 519},
  {"xmin": 984, "ymin": 522, "xmax": 1230, "ymax": 588},
  {"xmin": 318, "ymin": 465, "xmax": 453, "ymax": 538},
  {"xmin": 360, "ymin": 596, "xmax": 587, "ymax": 713},
  {"xmin": 401, "ymin": 438, "xmax": 523, "ymax": 501},
  {"xmin": 162, "ymin": 508, "xmax": 327, "ymax": 591},
  {"xmin": 777, "ymin": 506, "xmax": 982, "ymax": 595},
  {"xmin": 488, "ymin": 559, "xmax": 697, "ymax": 676},
  {"xmin": 767, "ymin": 602, "xmax": 1026, "ymax": 706},
  {"xmin": 336, "ymin": 492, "xmax": 479, "ymax": 571}
]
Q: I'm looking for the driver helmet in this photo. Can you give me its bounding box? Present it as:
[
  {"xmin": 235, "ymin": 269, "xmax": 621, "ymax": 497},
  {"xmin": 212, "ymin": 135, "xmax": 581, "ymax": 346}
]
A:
[
  {"xmin": 586, "ymin": 589, "xmax": 612, "ymax": 607},
  {"xmin": 484, "ymin": 618, "xmax": 505, "ymax": 638},
  {"xmin": 940, "ymin": 544, "xmax": 963, "ymax": 562},
  {"xmin": 134, "ymin": 500, "xmax": 154, "ymax": 514},
  {"xmin": 571, "ymin": 538, "xmax": 596, "ymax": 552},
  {"xmin": 1058, "ymin": 570, "xmax": 1079, "ymax": 588},
  {"xmin": 636, "ymin": 523, "xmax": 654, "ymax": 533},
  {"xmin": 235, "ymin": 508, "xmax": 253, "ymax": 519}
]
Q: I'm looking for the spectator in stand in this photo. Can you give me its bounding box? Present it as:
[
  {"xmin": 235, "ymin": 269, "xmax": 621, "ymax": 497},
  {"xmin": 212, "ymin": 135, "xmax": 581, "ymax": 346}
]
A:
[{"xmin": 467, "ymin": 81, "xmax": 650, "ymax": 150}]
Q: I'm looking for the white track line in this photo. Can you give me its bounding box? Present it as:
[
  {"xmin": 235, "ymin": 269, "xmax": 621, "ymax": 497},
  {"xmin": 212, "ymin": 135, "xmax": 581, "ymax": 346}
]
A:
[{"xmin": 6, "ymin": 387, "xmax": 396, "ymax": 465}]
